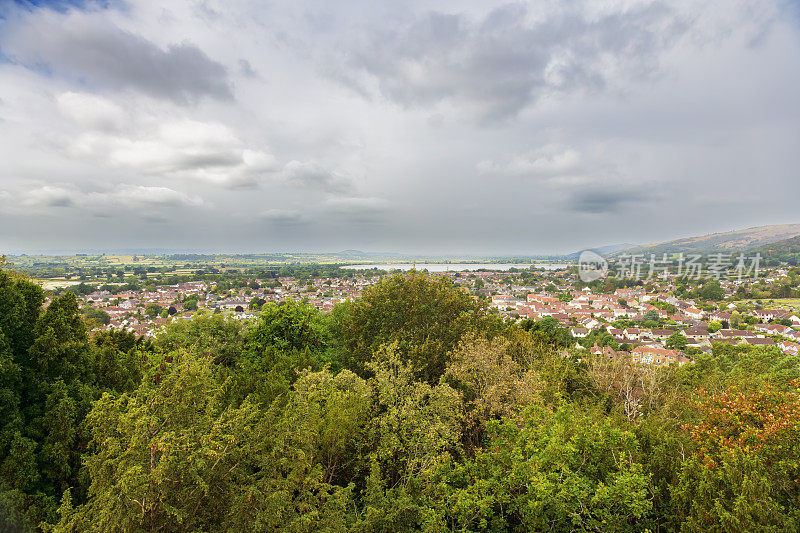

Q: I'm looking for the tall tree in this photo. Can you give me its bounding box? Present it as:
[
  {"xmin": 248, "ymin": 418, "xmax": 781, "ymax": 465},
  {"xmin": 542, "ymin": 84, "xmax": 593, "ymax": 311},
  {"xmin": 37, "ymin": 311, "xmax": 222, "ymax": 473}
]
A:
[{"xmin": 336, "ymin": 270, "xmax": 498, "ymax": 382}]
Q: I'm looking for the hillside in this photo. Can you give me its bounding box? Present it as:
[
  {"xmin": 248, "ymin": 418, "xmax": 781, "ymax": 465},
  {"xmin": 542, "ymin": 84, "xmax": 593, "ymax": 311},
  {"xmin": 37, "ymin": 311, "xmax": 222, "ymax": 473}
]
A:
[
  {"xmin": 610, "ymin": 224, "xmax": 800, "ymax": 256},
  {"xmin": 753, "ymin": 234, "xmax": 800, "ymax": 255},
  {"xmin": 751, "ymin": 234, "xmax": 800, "ymax": 265}
]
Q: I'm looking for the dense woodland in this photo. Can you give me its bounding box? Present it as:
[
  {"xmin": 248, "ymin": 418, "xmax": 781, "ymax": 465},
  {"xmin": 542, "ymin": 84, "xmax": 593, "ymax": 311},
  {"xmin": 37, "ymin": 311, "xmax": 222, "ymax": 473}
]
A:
[{"xmin": 1, "ymin": 265, "xmax": 799, "ymax": 532}]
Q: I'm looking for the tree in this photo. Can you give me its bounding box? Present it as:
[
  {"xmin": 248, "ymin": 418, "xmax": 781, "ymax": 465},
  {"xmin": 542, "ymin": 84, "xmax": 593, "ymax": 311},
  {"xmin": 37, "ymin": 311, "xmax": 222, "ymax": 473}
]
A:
[
  {"xmin": 155, "ymin": 314, "xmax": 246, "ymax": 366},
  {"xmin": 282, "ymin": 368, "xmax": 372, "ymax": 485},
  {"xmin": 426, "ymin": 403, "xmax": 653, "ymax": 532},
  {"xmin": 354, "ymin": 346, "xmax": 462, "ymax": 531},
  {"xmin": 674, "ymin": 383, "xmax": 800, "ymax": 530},
  {"xmin": 248, "ymin": 300, "xmax": 330, "ymax": 355},
  {"xmin": 52, "ymin": 353, "xmax": 266, "ymax": 532},
  {"xmin": 519, "ymin": 317, "xmax": 572, "ymax": 348},
  {"xmin": 144, "ymin": 304, "xmax": 162, "ymax": 318},
  {"xmin": 1, "ymin": 291, "xmax": 98, "ymax": 528},
  {"xmin": 83, "ymin": 308, "xmax": 110, "ymax": 327},
  {"xmin": 730, "ymin": 310, "xmax": 742, "ymax": 329},
  {"xmin": 336, "ymin": 271, "xmax": 497, "ymax": 382},
  {"xmin": 698, "ymin": 280, "xmax": 725, "ymax": 301},
  {"xmin": 642, "ymin": 310, "xmax": 660, "ymax": 323},
  {"xmin": 443, "ymin": 335, "xmax": 541, "ymax": 447},
  {"xmin": 666, "ymin": 331, "xmax": 687, "ymax": 350},
  {"xmin": 249, "ymin": 296, "xmax": 266, "ymax": 310}
]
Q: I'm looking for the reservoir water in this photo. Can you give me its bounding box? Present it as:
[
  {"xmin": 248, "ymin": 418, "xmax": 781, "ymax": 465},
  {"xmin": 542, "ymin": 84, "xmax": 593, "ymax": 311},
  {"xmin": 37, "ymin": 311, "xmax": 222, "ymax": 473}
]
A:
[{"xmin": 342, "ymin": 263, "xmax": 569, "ymax": 272}]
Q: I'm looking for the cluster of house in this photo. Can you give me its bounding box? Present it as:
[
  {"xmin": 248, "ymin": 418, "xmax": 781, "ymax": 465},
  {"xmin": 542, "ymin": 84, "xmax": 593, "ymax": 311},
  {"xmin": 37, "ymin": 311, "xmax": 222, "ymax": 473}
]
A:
[
  {"xmin": 63, "ymin": 264, "xmax": 800, "ymax": 365},
  {"xmin": 475, "ymin": 273, "xmax": 800, "ymax": 362},
  {"xmin": 75, "ymin": 276, "xmax": 379, "ymax": 337},
  {"xmin": 589, "ymin": 344, "xmax": 692, "ymax": 367}
]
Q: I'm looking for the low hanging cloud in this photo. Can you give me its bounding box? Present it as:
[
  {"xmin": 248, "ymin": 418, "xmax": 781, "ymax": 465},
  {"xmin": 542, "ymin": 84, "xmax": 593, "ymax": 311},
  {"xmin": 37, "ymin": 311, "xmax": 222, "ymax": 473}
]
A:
[
  {"xmin": 323, "ymin": 196, "xmax": 391, "ymax": 225},
  {"xmin": 277, "ymin": 160, "xmax": 353, "ymax": 194},
  {"xmin": 337, "ymin": 1, "xmax": 691, "ymax": 122},
  {"xmin": 56, "ymin": 97, "xmax": 351, "ymax": 192},
  {"xmin": 479, "ymin": 144, "xmax": 662, "ymax": 214},
  {"xmin": 63, "ymin": 115, "xmax": 278, "ymax": 188},
  {"xmin": 1, "ymin": 7, "xmax": 232, "ymax": 104},
  {"xmin": 101, "ymin": 185, "xmax": 205, "ymax": 209},
  {"xmin": 1, "ymin": 183, "xmax": 204, "ymax": 214},
  {"xmin": 23, "ymin": 185, "xmax": 77, "ymax": 208},
  {"xmin": 478, "ymin": 145, "xmax": 583, "ymax": 178},
  {"xmin": 565, "ymin": 185, "xmax": 650, "ymax": 214},
  {"xmin": 260, "ymin": 209, "xmax": 308, "ymax": 226}
]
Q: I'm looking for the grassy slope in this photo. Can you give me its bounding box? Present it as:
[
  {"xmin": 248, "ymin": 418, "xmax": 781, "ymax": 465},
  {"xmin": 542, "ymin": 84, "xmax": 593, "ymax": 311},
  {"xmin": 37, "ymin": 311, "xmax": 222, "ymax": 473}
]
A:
[{"xmin": 611, "ymin": 224, "xmax": 800, "ymax": 256}]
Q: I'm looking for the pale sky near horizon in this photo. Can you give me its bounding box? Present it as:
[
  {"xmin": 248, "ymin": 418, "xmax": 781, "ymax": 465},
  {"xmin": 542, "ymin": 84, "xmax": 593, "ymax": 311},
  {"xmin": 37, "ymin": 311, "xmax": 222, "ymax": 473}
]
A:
[{"xmin": 1, "ymin": 0, "xmax": 799, "ymax": 255}]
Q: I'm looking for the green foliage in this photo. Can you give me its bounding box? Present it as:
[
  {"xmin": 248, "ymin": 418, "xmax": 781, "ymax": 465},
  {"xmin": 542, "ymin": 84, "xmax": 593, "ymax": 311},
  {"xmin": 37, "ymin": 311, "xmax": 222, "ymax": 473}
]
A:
[
  {"xmin": 336, "ymin": 270, "xmax": 498, "ymax": 382},
  {"xmin": 642, "ymin": 309, "xmax": 660, "ymax": 323},
  {"xmin": 698, "ymin": 280, "xmax": 725, "ymax": 301},
  {"xmin": 520, "ymin": 316, "xmax": 572, "ymax": 348},
  {"xmin": 154, "ymin": 313, "xmax": 246, "ymax": 366},
  {"xmin": 427, "ymin": 403, "xmax": 653, "ymax": 532},
  {"xmin": 82, "ymin": 307, "xmax": 110, "ymax": 327},
  {"xmin": 666, "ymin": 331, "xmax": 688, "ymax": 350},
  {"xmin": 443, "ymin": 335, "xmax": 541, "ymax": 447},
  {"xmin": 249, "ymin": 300, "xmax": 330, "ymax": 355},
  {"xmin": 673, "ymin": 383, "xmax": 800, "ymax": 531},
  {"xmin": 53, "ymin": 352, "xmax": 263, "ymax": 532},
  {"xmin": 1, "ymin": 267, "xmax": 799, "ymax": 531},
  {"xmin": 144, "ymin": 303, "xmax": 162, "ymax": 318}
]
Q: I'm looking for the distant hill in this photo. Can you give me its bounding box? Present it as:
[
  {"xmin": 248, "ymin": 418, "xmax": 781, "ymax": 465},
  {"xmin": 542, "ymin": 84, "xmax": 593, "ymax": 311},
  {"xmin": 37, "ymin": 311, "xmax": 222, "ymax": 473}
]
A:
[
  {"xmin": 610, "ymin": 224, "xmax": 800, "ymax": 256},
  {"xmin": 592, "ymin": 243, "xmax": 635, "ymax": 255},
  {"xmin": 750, "ymin": 235, "xmax": 800, "ymax": 265},
  {"xmin": 566, "ymin": 244, "xmax": 633, "ymax": 260},
  {"xmin": 752, "ymin": 235, "xmax": 800, "ymax": 255}
]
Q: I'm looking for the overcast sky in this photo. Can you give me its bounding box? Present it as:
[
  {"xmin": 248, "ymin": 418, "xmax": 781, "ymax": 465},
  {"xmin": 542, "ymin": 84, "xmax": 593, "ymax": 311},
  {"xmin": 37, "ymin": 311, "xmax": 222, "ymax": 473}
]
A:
[{"xmin": 1, "ymin": 0, "xmax": 799, "ymax": 255}]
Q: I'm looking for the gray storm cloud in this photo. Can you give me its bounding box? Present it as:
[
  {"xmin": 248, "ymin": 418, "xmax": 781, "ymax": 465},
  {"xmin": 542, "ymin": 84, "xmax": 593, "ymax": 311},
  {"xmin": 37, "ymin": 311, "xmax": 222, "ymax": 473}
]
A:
[
  {"xmin": 1, "ymin": 8, "xmax": 232, "ymax": 104},
  {"xmin": 336, "ymin": 2, "xmax": 690, "ymax": 122},
  {"xmin": 0, "ymin": 0, "xmax": 798, "ymax": 254}
]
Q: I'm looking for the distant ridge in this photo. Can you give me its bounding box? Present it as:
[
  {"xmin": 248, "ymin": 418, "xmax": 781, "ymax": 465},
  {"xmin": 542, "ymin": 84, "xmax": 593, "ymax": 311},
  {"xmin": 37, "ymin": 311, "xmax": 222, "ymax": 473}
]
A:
[
  {"xmin": 565, "ymin": 244, "xmax": 633, "ymax": 260},
  {"xmin": 752, "ymin": 235, "xmax": 800, "ymax": 255},
  {"xmin": 336, "ymin": 249, "xmax": 368, "ymax": 256},
  {"xmin": 609, "ymin": 224, "xmax": 800, "ymax": 256}
]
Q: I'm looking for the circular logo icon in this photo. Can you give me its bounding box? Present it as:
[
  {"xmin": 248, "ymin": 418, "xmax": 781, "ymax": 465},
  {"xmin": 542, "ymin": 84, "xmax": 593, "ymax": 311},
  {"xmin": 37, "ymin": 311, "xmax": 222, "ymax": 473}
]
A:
[{"xmin": 578, "ymin": 250, "xmax": 608, "ymax": 282}]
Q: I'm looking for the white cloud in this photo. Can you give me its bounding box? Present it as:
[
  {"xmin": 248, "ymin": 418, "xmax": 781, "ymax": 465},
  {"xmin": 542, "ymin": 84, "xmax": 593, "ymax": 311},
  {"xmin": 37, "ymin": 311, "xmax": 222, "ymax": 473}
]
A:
[
  {"xmin": 65, "ymin": 119, "xmax": 278, "ymax": 188},
  {"xmin": 22, "ymin": 185, "xmax": 77, "ymax": 208},
  {"xmin": 100, "ymin": 185, "xmax": 205, "ymax": 208},
  {"xmin": 477, "ymin": 145, "xmax": 583, "ymax": 178},
  {"xmin": 1, "ymin": 184, "xmax": 204, "ymax": 214},
  {"xmin": 0, "ymin": 0, "xmax": 798, "ymax": 253},
  {"xmin": 57, "ymin": 92, "xmax": 128, "ymax": 131}
]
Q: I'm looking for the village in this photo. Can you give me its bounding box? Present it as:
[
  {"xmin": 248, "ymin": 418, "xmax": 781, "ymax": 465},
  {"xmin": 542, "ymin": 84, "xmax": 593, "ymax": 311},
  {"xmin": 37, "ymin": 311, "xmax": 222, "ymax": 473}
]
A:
[{"xmin": 57, "ymin": 261, "xmax": 800, "ymax": 368}]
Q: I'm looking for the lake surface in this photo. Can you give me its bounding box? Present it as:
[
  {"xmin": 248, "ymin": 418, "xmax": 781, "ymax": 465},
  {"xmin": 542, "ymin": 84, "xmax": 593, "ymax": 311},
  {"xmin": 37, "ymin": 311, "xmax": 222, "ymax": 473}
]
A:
[{"xmin": 342, "ymin": 263, "xmax": 569, "ymax": 272}]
